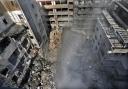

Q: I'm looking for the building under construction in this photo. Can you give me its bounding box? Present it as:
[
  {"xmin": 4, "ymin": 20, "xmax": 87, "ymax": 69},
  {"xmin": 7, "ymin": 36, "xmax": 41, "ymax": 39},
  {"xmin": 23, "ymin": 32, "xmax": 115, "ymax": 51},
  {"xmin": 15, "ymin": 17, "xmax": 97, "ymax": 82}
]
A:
[{"xmin": 0, "ymin": 0, "xmax": 128, "ymax": 89}]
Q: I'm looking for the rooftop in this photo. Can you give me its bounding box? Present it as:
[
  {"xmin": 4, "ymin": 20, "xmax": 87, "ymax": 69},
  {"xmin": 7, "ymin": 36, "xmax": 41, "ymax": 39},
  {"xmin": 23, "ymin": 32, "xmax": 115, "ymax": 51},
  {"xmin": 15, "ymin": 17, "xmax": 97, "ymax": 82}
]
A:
[{"xmin": 98, "ymin": 10, "xmax": 128, "ymax": 53}]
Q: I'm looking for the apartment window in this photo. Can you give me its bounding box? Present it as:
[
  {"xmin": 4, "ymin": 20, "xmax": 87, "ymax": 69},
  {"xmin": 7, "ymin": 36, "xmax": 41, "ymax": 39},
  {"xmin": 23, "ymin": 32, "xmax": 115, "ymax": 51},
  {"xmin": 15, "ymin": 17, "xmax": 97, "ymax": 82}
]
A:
[
  {"xmin": 95, "ymin": 46, "xmax": 97, "ymax": 50},
  {"xmin": 91, "ymin": 39, "xmax": 94, "ymax": 44},
  {"xmin": 35, "ymin": 13, "xmax": 37, "ymax": 17},
  {"xmin": 12, "ymin": 75, "xmax": 18, "ymax": 82},
  {"xmin": 38, "ymin": 22, "xmax": 41, "ymax": 28},
  {"xmin": 18, "ymin": 14, "xmax": 23, "ymax": 19},
  {"xmin": 22, "ymin": 38, "xmax": 28, "ymax": 49},
  {"xmin": 95, "ymin": 35, "xmax": 97, "ymax": 40},
  {"xmin": 96, "ymin": 27, "xmax": 99, "ymax": 31},
  {"xmin": 3, "ymin": 18, "xmax": 8, "ymax": 25},
  {"xmin": 24, "ymin": 52, "xmax": 28, "ymax": 57},
  {"xmin": 101, "ymin": 49, "xmax": 105, "ymax": 57},
  {"xmin": 30, "ymin": 36, "xmax": 34, "ymax": 39},
  {"xmin": 8, "ymin": 49, "xmax": 20, "ymax": 65},
  {"xmin": 32, "ymin": 4, "xmax": 34, "ymax": 8},
  {"xmin": 103, "ymin": 43, "xmax": 106, "ymax": 49},
  {"xmin": 100, "ymin": 34, "xmax": 102, "ymax": 38},
  {"xmin": 47, "ymin": 21, "xmax": 50, "ymax": 24},
  {"xmin": 1, "ymin": 68, "xmax": 8, "ymax": 76},
  {"xmin": 11, "ymin": 1, "xmax": 14, "ymax": 6},
  {"xmin": 18, "ymin": 45, "xmax": 22, "ymax": 50},
  {"xmin": 47, "ymin": 1, "xmax": 52, "ymax": 5},
  {"xmin": 27, "ymin": 46, "xmax": 32, "ymax": 54},
  {"xmin": 98, "ymin": 42, "xmax": 100, "ymax": 46},
  {"xmin": 0, "ymin": 37, "xmax": 11, "ymax": 54},
  {"xmin": 17, "ymin": 56, "xmax": 25, "ymax": 72},
  {"xmin": 69, "ymin": 2, "xmax": 73, "ymax": 4},
  {"xmin": 27, "ymin": 49, "xmax": 31, "ymax": 54},
  {"xmin": 114, "ymin": 4, "xmax": 118, "ymax": 10},
  {"xmin": 17, "ymin": 71, "xmax": 21, "ymax": 76}
]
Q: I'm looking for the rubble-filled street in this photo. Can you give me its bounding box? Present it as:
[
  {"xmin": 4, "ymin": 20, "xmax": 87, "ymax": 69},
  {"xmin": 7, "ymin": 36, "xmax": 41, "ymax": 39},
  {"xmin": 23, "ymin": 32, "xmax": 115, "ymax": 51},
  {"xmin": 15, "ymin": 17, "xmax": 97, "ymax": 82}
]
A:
[
  {"xmin": 0, "ymin": 0, "xmax": 128, "ymax": 89},
  {"xmin": 40, "ymin": 58, "xmax": 56, "ymax": 89},
  {"xmin": 40, "ymin": 30, "xmax": 62, "ymax": 89}
]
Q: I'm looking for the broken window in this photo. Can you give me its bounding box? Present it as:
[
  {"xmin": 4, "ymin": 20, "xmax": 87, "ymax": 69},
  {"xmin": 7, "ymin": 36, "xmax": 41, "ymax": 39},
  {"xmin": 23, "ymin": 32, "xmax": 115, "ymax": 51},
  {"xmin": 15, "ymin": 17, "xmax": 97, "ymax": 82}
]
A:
[
  {"xmin": 24, "ymin": 53, "xmax": 28, "ymax": 57},
  {"xmin": 11, "ymin": 29, "xmax": 26, "ymax": 41},
  {"xmin": 19, "ymin": 45, "xmax": 22, "ymax": 50},
  {"xmin": 12, "ymin": 75, "xmax": 18, "ymax": 82},
  {"xmin": 96, "ymin": 27, "xmax": 99, "ymax": 31},
  {"xmin": 114, "ymin": 4, "xmax": 118, "ymax": 10},
  {"xmin": 101, "ymin": 49, "xmax": 105, "ymax": 57},
  {"xmin": 17, "ymin": 56, "xmax": 25, "ymax": 72},
  {"xmin": 27, "ymin": 45, "xmax": 32, "ymax": 54},
  {"xmin": 1, "ymin": 68, "xmax": 8, "ymax": 76},
  {"xmin": 69, "ymin": 1, "xmax": 73, "ymax": 4},
  {"xmin": 95, "ymin": 45, "xmax": 98, "ymax": 50},
  {"xmin": 32, "ymin": 4, "xmax": 34, "ymax": 8},
  {"xmin": 18, "ymin": 14, "xmax": 23, "ymax": 19},
  {"xmin": 98, "ymin": 42, "xmax": 100, "ymax": 46},
  {"xmin": 30, "ymin": 36, "xmax": 34, "ymax": 39},
  {"xmin": 45, "ymin": 1, "xmax": 51, "ymax": 5},
  {"xmin": 0, "ymin": 37, "xmax": 11, "ymax": 54},
  {"xmin": 3, "ymin": 18, "xmax": 8, "ymax": 25},
  {"xmin": 35, "ymin": 13, "xmax": 38, "ymax": 17},
  {"xmin": 8, "ymin": 49, "xmax": 20, "ymax": 65},
  {"xmin": 22, "ymin": 38, "xmax": 28, "ymax": 49},
  {"xmin": 95, "ymin": 35, "xmax": 97, "ymax": 40},
  {"xmin": 10, "ymin": 1, "xmax": 14, "ymax": 6}
]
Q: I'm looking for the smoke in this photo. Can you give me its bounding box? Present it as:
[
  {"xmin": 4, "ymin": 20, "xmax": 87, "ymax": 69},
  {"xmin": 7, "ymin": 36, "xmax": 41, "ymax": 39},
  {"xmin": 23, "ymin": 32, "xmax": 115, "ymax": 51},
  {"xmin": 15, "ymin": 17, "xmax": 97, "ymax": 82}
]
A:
[{"xmin": 55, "ymin": 30, "xmax": 98, "ymax": 89}]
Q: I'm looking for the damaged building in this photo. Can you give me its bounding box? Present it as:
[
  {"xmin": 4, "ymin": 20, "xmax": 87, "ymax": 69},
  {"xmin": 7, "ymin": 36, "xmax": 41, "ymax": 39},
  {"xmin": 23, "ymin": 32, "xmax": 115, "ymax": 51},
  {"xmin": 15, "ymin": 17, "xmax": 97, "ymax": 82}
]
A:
[
  {"xmin": 0, "ymin": 0, "xmax": 51, "ymax": 57},
  {"xmin": 0, "ymin": 0, "xmax": 51, "ymax": 88},
  {"xmin": 92, "ymin": 1, "xmax": 128, "ymax": 89},
  {"xmin": 0, "ymin": 11, "xmax": 34, "ymax": 88},
  {"xmin": 36, "ymin": 0, "xmax": 73, "ymax": 30},
  {"xmin": 0, "ymin": 0, "xmax": 128, "ymax": 89}
]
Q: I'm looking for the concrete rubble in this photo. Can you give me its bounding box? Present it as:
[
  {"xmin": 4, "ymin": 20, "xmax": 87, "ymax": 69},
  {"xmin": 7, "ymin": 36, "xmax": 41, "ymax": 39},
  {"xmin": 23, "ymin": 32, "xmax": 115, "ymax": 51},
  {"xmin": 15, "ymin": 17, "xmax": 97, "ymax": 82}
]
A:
[{"xmin": 0, "ymin": 0, "xmax": 128, "ymax": 89}]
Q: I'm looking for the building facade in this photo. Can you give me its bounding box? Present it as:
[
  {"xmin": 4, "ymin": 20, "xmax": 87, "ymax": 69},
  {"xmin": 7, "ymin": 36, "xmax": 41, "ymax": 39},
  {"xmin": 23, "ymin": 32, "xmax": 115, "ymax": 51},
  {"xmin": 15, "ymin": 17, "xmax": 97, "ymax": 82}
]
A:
[
  {"xmin": 0, "ymin": 9, "xmax": 33, "ymax": 88},
  {"xmin": 0, "ymin": 0, "xmax": 51, "ymax": 58},
  {"xmin": 0, "ymin": 0, "xmax": 49, "ymax": 88},
  {"xmin": 36, "ymin": 0, "xmax": 73, "ymax": 30},
  {"xmin": 92, "ymin": 1, "xmax": 128, "ymax": 89}
]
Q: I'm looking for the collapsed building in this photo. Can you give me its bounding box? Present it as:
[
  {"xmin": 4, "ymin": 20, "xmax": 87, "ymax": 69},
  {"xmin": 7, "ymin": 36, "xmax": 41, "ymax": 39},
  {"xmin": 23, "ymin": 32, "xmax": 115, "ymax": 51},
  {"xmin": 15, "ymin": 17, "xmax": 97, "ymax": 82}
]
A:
[{"xmin": 0, "ymin": 0, "xmax": 51, "ymax": 88}]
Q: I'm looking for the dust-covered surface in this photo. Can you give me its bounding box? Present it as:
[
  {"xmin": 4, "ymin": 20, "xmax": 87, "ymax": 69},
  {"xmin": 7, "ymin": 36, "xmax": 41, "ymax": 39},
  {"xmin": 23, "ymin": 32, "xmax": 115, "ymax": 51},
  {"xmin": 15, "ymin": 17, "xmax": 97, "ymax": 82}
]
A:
[
  {"xmin": 41, "ymin": 1, "xmax": 112, "ymax": 89},
  {"xmin": 55, "ymin": 27, "xmax": 112, "ymax": 89},
  {"xmin": 41, "ymin": 58, "xmax": 56, "ymax": 89},
  {"xmin": 55, "ymin": 5, "xmax": 112, "ymax": 88},
  {"xmin": 48, "ymin": 30, "xmax": 62, "ymax": 63},
  {"xmin": 41, "ymin": 30, "xmax": 62, "ymax": 89}
]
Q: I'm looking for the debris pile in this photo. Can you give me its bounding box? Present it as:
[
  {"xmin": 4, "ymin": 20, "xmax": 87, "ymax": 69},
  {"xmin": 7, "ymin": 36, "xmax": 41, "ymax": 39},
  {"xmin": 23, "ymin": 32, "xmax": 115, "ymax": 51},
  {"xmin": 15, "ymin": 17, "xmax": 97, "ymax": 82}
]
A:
[
  {"xmin": 48, "ymin": 30, "xmax": 62, "ymax": 63},
  {"xmin": 27, "ymin": 57, "xmax": 56, "ymax": 89},
  {"xmin": 49, "ymin": 30, "xmax": 62, "ymax": 50},
  {"xmin": 41, "ymin": 58, "xmax": 56, "ymax": 89},
  {"xmin": 43, "ymin": 30, "xmax": 62, "ymax": 88}
]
